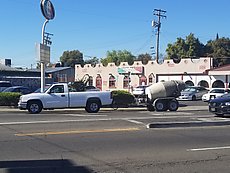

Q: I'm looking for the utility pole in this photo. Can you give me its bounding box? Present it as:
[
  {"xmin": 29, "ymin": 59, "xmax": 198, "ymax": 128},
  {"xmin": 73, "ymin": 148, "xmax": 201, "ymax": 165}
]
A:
[{"xmin": 152, "ymin": 9, "xmax": 166, "ymax": 64}]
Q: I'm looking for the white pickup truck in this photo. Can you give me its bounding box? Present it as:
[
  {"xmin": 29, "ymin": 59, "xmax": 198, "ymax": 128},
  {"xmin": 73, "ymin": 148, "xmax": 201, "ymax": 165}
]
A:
[{"xmin": 18, "ymin": 83, "xmax": 113, "ymax": 114}]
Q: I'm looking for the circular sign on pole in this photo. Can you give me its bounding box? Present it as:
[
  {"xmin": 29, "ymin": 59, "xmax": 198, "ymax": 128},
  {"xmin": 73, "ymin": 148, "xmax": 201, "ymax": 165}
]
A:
[{"xmin": 40, "ymin": 0, "xmax": 55, "ymax": 20}]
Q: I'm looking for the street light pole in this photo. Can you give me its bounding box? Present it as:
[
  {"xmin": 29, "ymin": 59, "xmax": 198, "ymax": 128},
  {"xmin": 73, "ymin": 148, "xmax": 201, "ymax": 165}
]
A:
[
  {"xmin": 40, "ymin": 20, "xmax": 49, "ymax": 93},
  {"xmin": 40, "ymin": 0, "xmax": 55, "ymax": 92}
]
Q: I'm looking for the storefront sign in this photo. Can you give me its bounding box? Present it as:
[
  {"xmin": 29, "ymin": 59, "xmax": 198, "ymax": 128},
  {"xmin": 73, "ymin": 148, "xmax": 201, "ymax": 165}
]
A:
[
  {"xmin": 118, "ymin": 66, "xmax": 144, "ymax": 75},
  {"xmin": 40, "ymin": 0, "xmax": 55, "ymax": 20},
  {"xmin": 36, "ymin": 43, "xmax": 50, "ymax": 64}
]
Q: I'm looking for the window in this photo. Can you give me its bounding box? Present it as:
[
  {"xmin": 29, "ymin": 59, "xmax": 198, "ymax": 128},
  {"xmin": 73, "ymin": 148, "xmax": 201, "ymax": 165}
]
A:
[
  {"xmin": 58, "ymin": 74, "xmax": 67, "ymax": 82},
  {"xmin": 109, "ymin": 75, "xmax": 116, "ymax": 88},
  {"xmin": 139, "ymin": 75, "xmax": 147, "ymax": 86},
  {"xmin": 50, "ymin": 85, "xmax": 64, "ymax": 93},
  {"xmin": 148, "ymin": 74, "xmax": 154, "ymax": 84},
  {"xmin": 0, "ymin": 82, "xmax": 12, "ymax": 87},
  {"xmin": 123, "ymin": 75, "xmax": 130, "ymax": 89},
  {"xmin": 96, "ymin": 74, "xmax": 102, "ymax": 91},
  {"xmin": 89, "ymin": 76, "xmax": 93, "ymax": 86}
]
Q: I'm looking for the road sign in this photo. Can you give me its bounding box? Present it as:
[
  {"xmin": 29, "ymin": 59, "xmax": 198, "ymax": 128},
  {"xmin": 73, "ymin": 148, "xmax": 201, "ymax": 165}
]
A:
[{"xmin": 36, "ymin": 43, "xmax": 50, "ymax": 64}]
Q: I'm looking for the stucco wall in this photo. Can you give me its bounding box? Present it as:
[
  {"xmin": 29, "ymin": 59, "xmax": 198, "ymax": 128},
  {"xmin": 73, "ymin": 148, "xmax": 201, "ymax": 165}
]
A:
[{"xmin": 75, "ymin": 57, "xmax": 229, "ymax": 90}]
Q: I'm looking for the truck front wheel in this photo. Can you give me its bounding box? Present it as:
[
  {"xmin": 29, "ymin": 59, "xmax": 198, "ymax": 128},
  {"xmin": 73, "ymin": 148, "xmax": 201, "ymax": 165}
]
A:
[
  {"xmin": 27, "ymin": 101, "xmax": 42, "ymax": 114},
  {"xmin": 85, "ymin": 100, "xmax": 101, "ymax": 113}
]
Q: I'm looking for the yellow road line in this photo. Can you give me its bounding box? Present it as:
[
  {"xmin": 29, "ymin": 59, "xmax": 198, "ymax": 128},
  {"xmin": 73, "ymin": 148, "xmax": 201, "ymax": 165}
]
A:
[{"xmin": 15, "ymin": 127, "xmax": 140, "ymax": 137}]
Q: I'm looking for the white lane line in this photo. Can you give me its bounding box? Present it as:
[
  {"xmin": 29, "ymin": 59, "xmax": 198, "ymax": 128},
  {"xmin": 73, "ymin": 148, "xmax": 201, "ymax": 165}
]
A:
[
  {"xmin": 187, "ymin": 146, "xmax": 230, "ymax": 151},
  {"xmin": 67, "ymin": 114, "xmax": 108, "ymax": 117},
  {"xmin": 139, "ymin": 111, "xmax": 193, "ymax": 115},
  {"xmin": 0, "ymin": 115, "xmax": 221, "ymax": 126},
  {"xmin": 126, "ymin": 119, "xmax": 145, "ymax": 125},
  {"xmin": 0, "ymin": 119, "xmax": 113, "ymax": 125}
]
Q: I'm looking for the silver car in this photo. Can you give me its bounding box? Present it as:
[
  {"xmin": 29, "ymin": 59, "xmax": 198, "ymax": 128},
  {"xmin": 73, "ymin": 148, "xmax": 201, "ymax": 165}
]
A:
[
  {"xmin": 178, "ymin": 86, "xmax": 208, "ymax": 101},
  {"xmin": 132, "ymin": 85, "xmax": 150, "ymax": 96}
]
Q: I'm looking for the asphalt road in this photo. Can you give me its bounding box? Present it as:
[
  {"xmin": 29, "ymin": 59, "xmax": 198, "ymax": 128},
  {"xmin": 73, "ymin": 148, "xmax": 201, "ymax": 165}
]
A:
[{"xmin": 1, "ymin": 101, "xmax": 230, "ymax": 173}]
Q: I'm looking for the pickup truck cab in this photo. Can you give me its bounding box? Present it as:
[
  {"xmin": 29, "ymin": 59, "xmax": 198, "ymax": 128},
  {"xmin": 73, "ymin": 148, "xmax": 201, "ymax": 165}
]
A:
[{"xmin": 18, "ymin": 83, "xmax": 113, "ymax": 114}]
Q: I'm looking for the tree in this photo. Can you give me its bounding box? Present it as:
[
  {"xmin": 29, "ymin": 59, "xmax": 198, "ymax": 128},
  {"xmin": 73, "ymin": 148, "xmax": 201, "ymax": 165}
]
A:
[
  {"xmin": 101, "ymin": 50, "xmax": 136, "ymax": 66},
  {"xmin": 84, "ymin": 57, "xmax": 99, "ymax": 66},
  {"xmin": 185, "ymin": 33, "xmax": 205, "ymax": 57},
  {"xmin": 166, "ymin": 33, "xmax": 205, "ymax": 61},
  {"xmin": 60, "ymin": 50, "xmax": 84, "ymax": 67},
  {"xmin": 136, "ymin": 53, "xmax": 152, "ymax": 64},
  {"xmin": 205, "ymin": 37, "xmax": 230, "ymax": 67}
]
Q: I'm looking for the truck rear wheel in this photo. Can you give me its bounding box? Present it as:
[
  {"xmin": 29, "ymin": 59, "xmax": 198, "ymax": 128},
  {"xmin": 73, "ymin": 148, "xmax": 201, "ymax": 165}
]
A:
[
  {"xmin": 85, "ymin": 100, "xmax": 101, "ymax": 113},
  {"xmin": 27, "ymin": 101, "xmax": 42, "ymax": 114},
  {"xmin": 154, "ymin": 99, "xmax": 168, "ymax": 111},
  {"xmin": 168, "ymin": 99, "xmax": 179, "ymax": 111}
]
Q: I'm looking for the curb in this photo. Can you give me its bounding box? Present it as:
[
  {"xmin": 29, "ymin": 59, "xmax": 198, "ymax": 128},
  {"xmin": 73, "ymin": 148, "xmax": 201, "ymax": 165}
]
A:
[{"xmin": 147, "ymin": 120, "xmax": 230, "ymax": 129}]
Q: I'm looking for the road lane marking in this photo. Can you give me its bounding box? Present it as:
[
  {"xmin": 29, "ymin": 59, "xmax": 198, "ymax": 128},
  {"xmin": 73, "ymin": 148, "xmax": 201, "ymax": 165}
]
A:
[
  {"xmin": 67, "ymin": 114, "xmax": 108, "ymax": 117},
  {"xmin": 126, "ymin": 119, "xmax": 145, "ymax": 125},
  {"xmin": 0, "ymin": 114, "xmax": 216, "ymax": 126},
  {"xmin": 15, "ymin": 127, "xmax": 140, "ymax": 137},
  {"xmin": 187, "ymin": 146, "xmax": 230, "ymax": 151}
]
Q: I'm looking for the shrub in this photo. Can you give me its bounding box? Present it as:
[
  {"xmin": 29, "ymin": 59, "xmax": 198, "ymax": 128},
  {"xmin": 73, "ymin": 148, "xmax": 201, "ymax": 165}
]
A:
[
  {"xmin": 111, "ymin": 90, "xmax": 135, "ymax": 105},
  {"xmin": 0, "ymin": 92, "xmax": 21, "ymax": 107}
]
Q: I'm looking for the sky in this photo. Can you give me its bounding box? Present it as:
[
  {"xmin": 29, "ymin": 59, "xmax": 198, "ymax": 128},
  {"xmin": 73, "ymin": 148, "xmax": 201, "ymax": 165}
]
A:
[{"xmin": 0, "ymin": 0, "xmax": 230, "ymax": 68}]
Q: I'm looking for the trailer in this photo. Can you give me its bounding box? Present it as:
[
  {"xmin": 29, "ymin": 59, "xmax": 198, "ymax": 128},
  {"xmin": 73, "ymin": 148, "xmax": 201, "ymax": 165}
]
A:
[{"xmin": 144, "ymin": 80, "xmax": 185, "ymax": 111}]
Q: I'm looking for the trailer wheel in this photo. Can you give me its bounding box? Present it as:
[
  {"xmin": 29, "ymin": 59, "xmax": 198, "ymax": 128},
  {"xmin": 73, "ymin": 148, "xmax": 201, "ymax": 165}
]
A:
[
  {"xmin": 168, "ymin": 99, "xmax": 179, "ymax": 111},
  {"xmin": 154, "ymin": 99, "xmax": 168, "ymax": 111},
  {"xmin": 85, "ymin": 100, "xmax": 101, "ymax": 113}
]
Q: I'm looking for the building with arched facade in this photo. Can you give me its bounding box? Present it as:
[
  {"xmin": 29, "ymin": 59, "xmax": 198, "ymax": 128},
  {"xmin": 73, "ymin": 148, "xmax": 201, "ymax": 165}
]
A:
[{"xmin": 75, "ymin": 57, "xmax": 230, "ymax": 91}]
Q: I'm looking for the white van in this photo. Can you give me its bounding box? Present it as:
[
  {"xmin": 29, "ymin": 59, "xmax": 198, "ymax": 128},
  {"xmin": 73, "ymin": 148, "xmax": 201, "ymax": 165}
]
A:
[{"xmin": 0, "ymin": 81, "xmax": 12, "ymax": 92}]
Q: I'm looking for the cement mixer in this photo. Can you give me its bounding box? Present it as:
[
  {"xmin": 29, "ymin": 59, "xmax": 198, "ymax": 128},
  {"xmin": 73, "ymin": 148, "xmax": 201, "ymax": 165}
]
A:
[{"xmin": 145, "ymin": 80, "xmax": 185, "ymax": 111}]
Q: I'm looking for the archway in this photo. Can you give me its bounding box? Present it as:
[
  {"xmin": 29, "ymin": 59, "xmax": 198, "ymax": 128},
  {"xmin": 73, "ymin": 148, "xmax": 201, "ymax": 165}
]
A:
[
  {"xmin": 109, "ymin": 75, "xmax": 116, "ymax": 88},
  {"xmin": 89, "ymin": 76, "xmax": 93, "ymax": 86},
  {"xmin": 139, "ymin": 75, "xmax": 147, "ymax": 86},
  {"xmin": 123, "ymin": 75, "xmax": 131, "ymax": 89},
  {"xmin": 212, "ymin": 80, "xmax": 224, "ymax": 88},
  {"xmin": 185, "ymin": 80, "xmax": 194, "ymax": 87},
  {"xmin": 96, "ymin": 74, "xmax": 102, "ymax": 90},
  {"xmin": 148, "ymin": 74, "xmax": 155, "ymax": 85},
  {"xmin": 198, "ymin": 80, "xmax": 209, "ymax": 88}
]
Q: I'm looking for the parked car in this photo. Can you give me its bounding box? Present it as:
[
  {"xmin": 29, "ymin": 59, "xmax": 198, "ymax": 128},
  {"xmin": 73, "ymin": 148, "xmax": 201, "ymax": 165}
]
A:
[
  {"xmin": 33, "ymin": 85, "xmax": 51, "ymax": 93},
  {"xmin": 0, "ymin": 81, "xmax": 12, "ymax": 92},
  {"xmin": 178, "ymin": 86, "xmax": 208, "ymax": 101},
  {"xmin": 202, "ymin": 88, "xmax": 230, "ymax": 102},
  {"xmin": 209, "ymin": 93, "xmax": 230, "ymax": 116},
  {"xmin": 132, "ymin": 85, "xmax": 150, "ymax": 96},
  {"xmin": 2, "ymin": 86, "xmax": 32, "ymax": 95}
]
